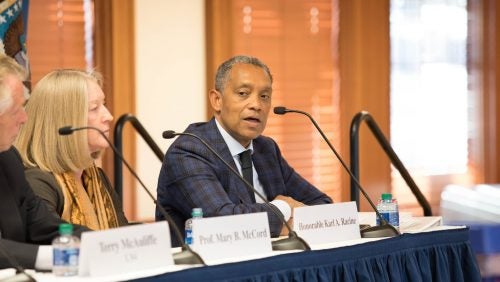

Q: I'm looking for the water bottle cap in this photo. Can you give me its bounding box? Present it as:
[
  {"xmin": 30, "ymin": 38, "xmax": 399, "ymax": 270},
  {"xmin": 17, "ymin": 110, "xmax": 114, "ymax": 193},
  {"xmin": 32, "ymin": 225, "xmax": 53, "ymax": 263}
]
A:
[
  {"xmin": 192, "ymin": 208, "xmax": 203, "ymax": 217},
  {"xmin": 59, "ymin": 223, "xmax": 73, "ymax": 235},
  {"xmin": 381, "ymin": 193, "xmax": 392, "ymax": 200}
]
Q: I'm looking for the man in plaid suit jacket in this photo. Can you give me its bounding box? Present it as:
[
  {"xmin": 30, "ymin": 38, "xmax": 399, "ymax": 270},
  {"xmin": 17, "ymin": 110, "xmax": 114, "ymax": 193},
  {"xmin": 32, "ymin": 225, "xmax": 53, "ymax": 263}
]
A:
[{"xmin": 157, "ymin": 55, "xmax": 332, "ymax": 246}]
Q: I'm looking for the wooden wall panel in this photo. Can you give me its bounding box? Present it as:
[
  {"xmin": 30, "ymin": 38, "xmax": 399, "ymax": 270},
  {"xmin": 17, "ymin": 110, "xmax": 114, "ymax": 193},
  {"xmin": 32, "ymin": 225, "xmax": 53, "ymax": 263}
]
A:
[
  {"xmin": 94, "ymin": 0, "xmax": 136, "ymax": 219},
  {"xmin": 479, "ymin": 0, "xmax": 500, "ymax": 183},
  {"xmin": 205, "ymin": 0, "xmax": 234, "ymax": 119},
  {"xmin": 338, "ymin": 0, "xmax": 391, "ymax": 208}
]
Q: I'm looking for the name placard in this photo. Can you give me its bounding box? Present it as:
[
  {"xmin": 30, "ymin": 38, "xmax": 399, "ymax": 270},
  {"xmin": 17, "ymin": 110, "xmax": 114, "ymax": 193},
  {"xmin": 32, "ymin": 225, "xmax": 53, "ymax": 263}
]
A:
[
  {"xmin": 79, "ymin": 221, "xmax": 173, "ymax": 277},
  {"xmin": 293, "ymin": 202, "xmax": 361, "ymax": 245},
  {"xmin": 191, "ymin": 213, "xmax": 272, "ymax": 261}
]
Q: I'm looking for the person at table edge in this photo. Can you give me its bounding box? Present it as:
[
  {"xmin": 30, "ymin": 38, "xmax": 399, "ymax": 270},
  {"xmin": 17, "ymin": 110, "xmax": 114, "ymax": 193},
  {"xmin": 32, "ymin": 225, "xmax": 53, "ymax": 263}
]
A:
[{"xmin": 0, "ymin": 54, "xmax": 89, "ymax": 270}]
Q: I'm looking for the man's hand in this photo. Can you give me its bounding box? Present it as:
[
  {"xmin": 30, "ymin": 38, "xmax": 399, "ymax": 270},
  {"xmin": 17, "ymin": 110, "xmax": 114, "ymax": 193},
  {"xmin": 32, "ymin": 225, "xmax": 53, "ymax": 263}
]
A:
[
  {"xmin": 274, "ymin": 195, "xmax": 305, "ymax": 209},
  {"xmin": 275, "ymin": 195, "xmax": 305, "ymax": 236}
]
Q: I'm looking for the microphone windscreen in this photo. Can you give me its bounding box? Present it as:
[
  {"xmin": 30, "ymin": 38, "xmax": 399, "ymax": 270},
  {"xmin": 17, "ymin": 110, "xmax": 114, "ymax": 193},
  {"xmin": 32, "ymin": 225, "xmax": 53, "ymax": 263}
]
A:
[
  {"xmin": 58, "ymin": 126, "xmax": 74, "ymax": 135},
  {"xmin": 273, "ymin": 106, "xmax": 287, "ymax": 115},
  {"xmin": 162, "ymin": 130, "xmax": 177, "ymax": 139}
]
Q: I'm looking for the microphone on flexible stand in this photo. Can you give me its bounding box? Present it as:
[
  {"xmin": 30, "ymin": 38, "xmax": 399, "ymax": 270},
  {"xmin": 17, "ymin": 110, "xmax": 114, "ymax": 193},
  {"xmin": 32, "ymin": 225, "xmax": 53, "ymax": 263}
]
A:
[
  {"xmin": 162, "ymin": 130, "xmax": 311, "ymax": 251},
  {"xmin": 0, "ymin": 241, "xmax": 36, "ymax": 282},
  {"xmin": 273, "ymin": 107, "xmax": 400, "ymax": 238},
  {"xmin": 58, "ymin": 126, "xmax": 205, "ymax": 265}
]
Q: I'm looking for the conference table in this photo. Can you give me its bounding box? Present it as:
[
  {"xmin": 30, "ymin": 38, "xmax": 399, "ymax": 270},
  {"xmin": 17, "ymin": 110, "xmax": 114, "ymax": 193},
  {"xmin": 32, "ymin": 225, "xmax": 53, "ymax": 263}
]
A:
[
  {"xmin": 15, "ymin": 226, "xmax": 479, "ymax": 281},
  {"xmin": 134, "ymin": 227, "xmax": 480, "ymax": 282}
]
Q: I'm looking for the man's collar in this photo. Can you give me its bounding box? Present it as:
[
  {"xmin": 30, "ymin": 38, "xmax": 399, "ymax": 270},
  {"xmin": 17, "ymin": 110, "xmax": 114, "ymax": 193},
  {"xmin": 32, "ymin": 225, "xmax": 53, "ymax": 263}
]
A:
[{"xmin": 214, "ymin": 118, "xmax": 253, "ymax": 157}]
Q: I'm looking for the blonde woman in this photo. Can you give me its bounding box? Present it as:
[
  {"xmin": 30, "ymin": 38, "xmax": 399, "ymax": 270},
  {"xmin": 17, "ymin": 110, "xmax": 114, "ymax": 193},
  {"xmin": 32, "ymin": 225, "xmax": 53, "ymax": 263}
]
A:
[{"xmin": 15, "ymin": 69, "xmax": 128, "ymax": 230}]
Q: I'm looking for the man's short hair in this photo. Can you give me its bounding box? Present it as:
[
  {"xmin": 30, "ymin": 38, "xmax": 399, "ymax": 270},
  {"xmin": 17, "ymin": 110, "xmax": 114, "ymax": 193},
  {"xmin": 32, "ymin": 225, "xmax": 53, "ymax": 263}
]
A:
[
  {"xmin": 214, "ymin": 55, "xmax": 273, "ymax": 93},
  {"xmin": 0, "ymin": 54, "xmax": 26, "ymax": 115}
]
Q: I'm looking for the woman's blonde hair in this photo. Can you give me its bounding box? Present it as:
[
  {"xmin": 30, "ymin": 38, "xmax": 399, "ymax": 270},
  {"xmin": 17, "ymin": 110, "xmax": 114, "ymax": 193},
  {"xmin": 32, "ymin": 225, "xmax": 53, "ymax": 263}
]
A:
[{"xmin": 15, "ymin": 69, "xmax": 104, "ymax": 173}]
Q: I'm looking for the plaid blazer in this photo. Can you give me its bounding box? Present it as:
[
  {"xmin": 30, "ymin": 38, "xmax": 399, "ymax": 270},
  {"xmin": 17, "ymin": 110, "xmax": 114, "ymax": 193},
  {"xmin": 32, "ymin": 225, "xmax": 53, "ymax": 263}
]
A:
[{"xmin": 156, "ymin": 118, "xmax": 332, "ymax": 246}]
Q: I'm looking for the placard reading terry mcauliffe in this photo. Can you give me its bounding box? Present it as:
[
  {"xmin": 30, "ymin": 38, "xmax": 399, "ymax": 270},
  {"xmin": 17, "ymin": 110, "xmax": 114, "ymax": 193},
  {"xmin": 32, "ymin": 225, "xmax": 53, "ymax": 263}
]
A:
[
  {"xmin": 79, "ymin": 221, "xmax": 173, "ymax": 277},
  {"xmin": 293, "ymin": 202, "xmax": 361, "ymax": 245}
]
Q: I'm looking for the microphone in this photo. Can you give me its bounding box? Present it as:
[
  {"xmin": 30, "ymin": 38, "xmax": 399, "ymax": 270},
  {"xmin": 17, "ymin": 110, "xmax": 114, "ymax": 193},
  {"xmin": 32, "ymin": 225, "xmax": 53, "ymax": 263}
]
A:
[
  {"xmin": 57, "ymin": 126, "xmax": 74, "ymax": 136},
  {"xmin": 0, "ymin": 241, "xmax": 36, "ymax": 282},
  {"xmin": 273, "ymin": 107, "xmax": 400, "ymax": 238},
  {"xmin": 58, "ymin": 126, "xmax": 205, "ymax": 265},
  {"xmin": 162, "ymin": 130, "xmax": 311, "ymax": 251}
]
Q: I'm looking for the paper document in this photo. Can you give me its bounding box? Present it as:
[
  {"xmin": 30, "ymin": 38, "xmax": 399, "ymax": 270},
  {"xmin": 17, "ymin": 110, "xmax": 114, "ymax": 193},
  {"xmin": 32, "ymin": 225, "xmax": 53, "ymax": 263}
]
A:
[
  {"xmin": 400, "ymin": 216, "xmax": 442, "ymax": 233},
  {"xmin": 358, "ymin": 212, "xmax": 442, "ymax": 233}
]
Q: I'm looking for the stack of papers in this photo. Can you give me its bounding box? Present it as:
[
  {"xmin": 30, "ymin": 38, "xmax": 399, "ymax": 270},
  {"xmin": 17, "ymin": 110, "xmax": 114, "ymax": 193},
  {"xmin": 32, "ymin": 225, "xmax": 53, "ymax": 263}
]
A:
[{"xmin": 358, "ymin": 212, "xmax": 443, "ymax": 233}]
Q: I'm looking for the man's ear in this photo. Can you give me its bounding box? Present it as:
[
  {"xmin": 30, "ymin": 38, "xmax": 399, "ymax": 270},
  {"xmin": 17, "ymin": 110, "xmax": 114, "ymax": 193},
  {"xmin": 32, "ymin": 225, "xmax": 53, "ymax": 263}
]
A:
[{"xmin": 209, "ymin": 89, "xmax": 222, "ymax": 112}]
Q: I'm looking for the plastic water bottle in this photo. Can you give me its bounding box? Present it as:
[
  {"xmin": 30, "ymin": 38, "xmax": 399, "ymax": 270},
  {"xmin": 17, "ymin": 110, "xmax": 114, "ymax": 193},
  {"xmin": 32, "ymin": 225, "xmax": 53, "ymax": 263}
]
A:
[
  {"xmin": 52, "ymin": 223, "xmax": 80, "ymax": 276},
  {"xmin": 376, "ymin": 193, "xmax": 399, "ymax": 230},
  {"xmin": 185, "ymin": 208, "xmax": 203, "ymax": 245}
]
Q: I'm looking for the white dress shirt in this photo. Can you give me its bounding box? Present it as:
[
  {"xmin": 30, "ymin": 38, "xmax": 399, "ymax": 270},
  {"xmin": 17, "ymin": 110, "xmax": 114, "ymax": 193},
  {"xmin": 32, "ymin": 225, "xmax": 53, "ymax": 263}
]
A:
[{"xmin": 215, "ymin": 119, "xmax": 291, "ymax": 221}]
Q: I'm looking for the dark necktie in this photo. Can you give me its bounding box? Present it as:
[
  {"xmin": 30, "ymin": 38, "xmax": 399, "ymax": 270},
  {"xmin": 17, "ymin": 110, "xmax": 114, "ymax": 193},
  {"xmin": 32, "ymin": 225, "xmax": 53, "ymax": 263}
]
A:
[{"xmin": 239, "ymin": 149, "xmax": 256, "ymax": 203}]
